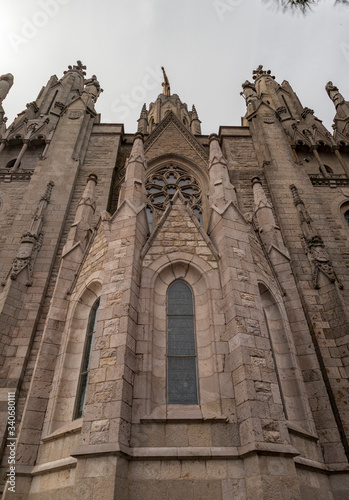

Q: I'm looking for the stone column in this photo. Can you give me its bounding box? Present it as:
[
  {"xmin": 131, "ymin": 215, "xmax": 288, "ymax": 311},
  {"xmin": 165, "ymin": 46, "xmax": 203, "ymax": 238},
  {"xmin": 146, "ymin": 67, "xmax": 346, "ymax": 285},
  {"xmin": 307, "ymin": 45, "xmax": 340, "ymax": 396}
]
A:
[{"xmin": 10, "ymin": 139, "xmax": 29, "ymax": 172}]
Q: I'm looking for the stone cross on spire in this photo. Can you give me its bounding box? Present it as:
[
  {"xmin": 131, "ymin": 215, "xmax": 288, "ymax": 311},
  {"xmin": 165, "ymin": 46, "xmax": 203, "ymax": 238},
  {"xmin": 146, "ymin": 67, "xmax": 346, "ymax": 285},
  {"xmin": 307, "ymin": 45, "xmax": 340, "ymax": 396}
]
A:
[
  {"xmin": 161, "ymin": 66, "xmax": 171, "ymax": 96},
  {"xmin": 252, "ymin": 65, "xmax": 275, "ymax": 81},
  {"xmin": 64, "ymin": 60, "xmax": 87, "ymax": 76}
]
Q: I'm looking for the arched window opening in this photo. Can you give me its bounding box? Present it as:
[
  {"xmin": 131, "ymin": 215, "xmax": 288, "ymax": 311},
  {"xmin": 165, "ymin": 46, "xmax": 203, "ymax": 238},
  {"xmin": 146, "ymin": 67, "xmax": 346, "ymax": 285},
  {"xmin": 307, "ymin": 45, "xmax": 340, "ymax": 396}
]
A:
[
  {"xmin": 344, "ymin": 209, "xmax": 349, "ymax": 227},
  {"xmin": 167, "ymin": 281, "xmax": 198, "ymax": 405},
  {"xmin": 5, "ymin": 159, "xmax": 20, "ymax": 169},
  {"xmin": 324, "ymin": 164, "xmax": 333, "ymax": 174},
  {"xmin": 74, "ymin": 298, "xmax": 100, "ymax": 419},
  {"xmin": 146, "ymin": 205, "xmax": 153, "ymax": 232}
]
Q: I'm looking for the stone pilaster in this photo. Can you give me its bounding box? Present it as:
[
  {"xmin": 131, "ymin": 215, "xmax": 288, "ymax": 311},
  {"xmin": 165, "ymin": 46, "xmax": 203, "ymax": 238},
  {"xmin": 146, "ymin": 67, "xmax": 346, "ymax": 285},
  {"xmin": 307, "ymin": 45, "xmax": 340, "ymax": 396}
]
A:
[
  {"xmin": 244, "ymin": 92, "xmax": 349, "ymax": 463},
  {"xmin": 71, "ymin": 133, "xmax": 148, "ymax": 499}
]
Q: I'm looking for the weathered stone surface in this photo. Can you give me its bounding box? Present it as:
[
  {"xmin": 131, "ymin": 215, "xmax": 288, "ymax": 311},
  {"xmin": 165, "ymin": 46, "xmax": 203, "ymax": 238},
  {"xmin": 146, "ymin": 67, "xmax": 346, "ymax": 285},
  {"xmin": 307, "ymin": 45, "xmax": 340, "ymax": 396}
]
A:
[{"xmin": 0, "ymin": 64, "xmax": 348, "ymax": 500}]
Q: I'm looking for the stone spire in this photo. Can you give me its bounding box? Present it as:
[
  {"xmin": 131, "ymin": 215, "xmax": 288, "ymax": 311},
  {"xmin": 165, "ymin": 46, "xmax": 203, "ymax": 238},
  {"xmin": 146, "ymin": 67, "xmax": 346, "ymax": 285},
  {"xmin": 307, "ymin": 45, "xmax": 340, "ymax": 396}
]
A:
[
  {"xmin": 145, "ymin": 67, "xmax": 196, "ymax": 132},
  {"xmin": 63, "ymin": 173, "xmax": 98, "ymax": 255},
  {"xmin": 208, "ymin": 134, "xmax": 237, "ymax": 207},
  {"xmin": 137, "ymin": 104, "xmax": 148, "ymax": 133},
  {"xmin": 190, "ymin": 105, "xmax": 201, "ymax": 135},
  {"xmin": 251, "ymin": 176, "xmax": 285, "ymax": 251},
  {"xmin": 118, "ymin": 132, "xmax": 147, "ymax": 207}
]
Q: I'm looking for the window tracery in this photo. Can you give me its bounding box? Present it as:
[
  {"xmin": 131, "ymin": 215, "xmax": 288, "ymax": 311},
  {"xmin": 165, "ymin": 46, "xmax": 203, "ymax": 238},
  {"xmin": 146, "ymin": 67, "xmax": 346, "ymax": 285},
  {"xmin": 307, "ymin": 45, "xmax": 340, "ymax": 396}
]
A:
[{"xmin": 145, "ymin": 163, "xmax": 202, "ymax": 230}]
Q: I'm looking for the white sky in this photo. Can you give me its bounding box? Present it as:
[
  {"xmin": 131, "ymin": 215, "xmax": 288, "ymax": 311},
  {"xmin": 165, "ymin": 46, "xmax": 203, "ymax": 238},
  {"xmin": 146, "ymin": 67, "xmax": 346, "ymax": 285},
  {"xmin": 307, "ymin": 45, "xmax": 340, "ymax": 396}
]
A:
[{"xmin": 1, "ymin": 0, "xmax": 349, "ymax": 134}]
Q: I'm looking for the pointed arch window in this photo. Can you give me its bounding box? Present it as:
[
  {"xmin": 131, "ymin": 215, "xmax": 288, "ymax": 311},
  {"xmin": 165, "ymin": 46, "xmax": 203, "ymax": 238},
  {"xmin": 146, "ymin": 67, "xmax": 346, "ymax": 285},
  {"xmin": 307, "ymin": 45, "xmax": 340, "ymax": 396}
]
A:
[
  {"xmin": 167, "ymin": 281, "xmax": 198, "ymax": 405},
  {"xmin": 74, "ymin": 298, "xmax": 100, "ymax": 419}
]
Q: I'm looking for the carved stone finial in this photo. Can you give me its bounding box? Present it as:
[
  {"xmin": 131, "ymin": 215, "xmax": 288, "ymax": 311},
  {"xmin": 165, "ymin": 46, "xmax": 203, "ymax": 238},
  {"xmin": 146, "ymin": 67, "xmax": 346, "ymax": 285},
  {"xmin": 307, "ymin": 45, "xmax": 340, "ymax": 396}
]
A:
[
  {"xmin": 161, "ymin": 66, "xmax": 171, "ymax": 96},
  {"xmin": 252, "ymin": 65, "xmax": 275, "ymax": 81},
  {"xmin": 140, "ymin": 104, "xmax": 147, "ymax": 118},
  {"xmin": 64, "ymin": 60, "xmax": 87, "ymax": 76}
]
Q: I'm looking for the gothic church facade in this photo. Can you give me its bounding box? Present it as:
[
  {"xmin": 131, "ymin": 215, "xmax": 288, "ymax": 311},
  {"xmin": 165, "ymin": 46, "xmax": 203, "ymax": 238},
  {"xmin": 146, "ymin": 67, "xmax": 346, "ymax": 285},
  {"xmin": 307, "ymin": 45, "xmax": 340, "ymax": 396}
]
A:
[{"xmin": 0, "ymin": 63, "xmax": 349, "ymax": 499}]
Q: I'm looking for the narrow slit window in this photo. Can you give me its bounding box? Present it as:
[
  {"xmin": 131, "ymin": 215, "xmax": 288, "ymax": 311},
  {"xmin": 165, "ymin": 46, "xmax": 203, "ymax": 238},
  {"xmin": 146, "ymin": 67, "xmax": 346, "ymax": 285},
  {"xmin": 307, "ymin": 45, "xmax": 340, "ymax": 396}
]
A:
[
  {"xmin": 74, "ymin": 298, "xmax": 100, "ymax": 419},
  {"xmin": 167, "ymin": 281, "xmax": 198, "ymax": 405},
  {"xmin": 345, "ymin": 210, "xmax": 349, "ymax": 227}
]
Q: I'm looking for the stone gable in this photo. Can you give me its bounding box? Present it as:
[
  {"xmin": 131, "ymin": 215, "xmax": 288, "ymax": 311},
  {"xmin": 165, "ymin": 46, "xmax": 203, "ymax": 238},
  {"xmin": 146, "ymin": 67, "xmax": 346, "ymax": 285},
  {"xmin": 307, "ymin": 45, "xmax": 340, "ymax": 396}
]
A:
[
  {"xmin": 142, "ymin": 192, "xmax": 218, "ymax": 269},
  {"xmin": 145, "ymin": 120, "xmax": 208, "ymax": 170}
]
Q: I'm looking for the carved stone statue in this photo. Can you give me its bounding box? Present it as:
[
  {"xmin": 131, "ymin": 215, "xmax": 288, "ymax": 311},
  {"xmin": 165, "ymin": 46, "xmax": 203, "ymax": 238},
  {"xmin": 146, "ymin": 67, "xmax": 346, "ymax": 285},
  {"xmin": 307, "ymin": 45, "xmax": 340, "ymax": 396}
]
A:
[
  {"xmin": 0, "ymin": 73, "xmax": 14, "ymax": 103},
  {"xmin": 0, "ymin": 73, "xmax": 14, "ymax": 122},
  {"xmin": 161, "ymin": 67, "xmax": 171, "ymax": 96},
  {"xmin": 241, "ymin": 81, "xmax": 258, "ymax": 106},
  {"xmin": 83, "ymin": 75, "xmax": 103, "ymax": 103},
  {"xmin": 325, "ymin": 81, "xmax": 345, "ymax": 108}
]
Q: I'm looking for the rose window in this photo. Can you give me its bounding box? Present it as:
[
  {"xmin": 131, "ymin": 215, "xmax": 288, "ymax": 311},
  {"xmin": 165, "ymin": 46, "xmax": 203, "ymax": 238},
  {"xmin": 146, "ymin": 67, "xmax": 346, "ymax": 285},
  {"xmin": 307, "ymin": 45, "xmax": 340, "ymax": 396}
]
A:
[{"xmin": 146, "ymin": 164, "xmax": 203, "ymax": 230}]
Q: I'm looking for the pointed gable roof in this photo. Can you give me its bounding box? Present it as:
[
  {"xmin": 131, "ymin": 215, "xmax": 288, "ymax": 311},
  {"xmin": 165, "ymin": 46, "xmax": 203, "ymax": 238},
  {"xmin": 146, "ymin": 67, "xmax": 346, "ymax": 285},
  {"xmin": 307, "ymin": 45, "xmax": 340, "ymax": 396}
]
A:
[
  {"xmin": 144, "ymin": 111, "xmax": 208, "ymax": 169},
  {"xmin": 141, "ymin": 189, "xmax": 219, "ymax": 263}
]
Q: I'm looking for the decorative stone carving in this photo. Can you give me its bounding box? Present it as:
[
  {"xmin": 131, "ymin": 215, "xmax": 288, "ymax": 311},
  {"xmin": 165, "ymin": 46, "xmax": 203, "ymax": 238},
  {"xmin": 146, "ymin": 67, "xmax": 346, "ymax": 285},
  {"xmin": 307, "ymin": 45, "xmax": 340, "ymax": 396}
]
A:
[
  {"xmin": 290, "ymin": 184, "xmax": 343, "ymax": 289},
  {"xmin": 326, "ymin": 81, "xmax": 345, "ymax": 108},
  {"xmin": 68, "ymin": 110, "xmax": 82, "ymax": 120},
  {"xmin": 83, "ymin": 75, "xmax": 103, "ymax": 104},
  {"xmin": 0, "ymin": 73, "xmax": 14, "ymax": 104},
  {"xmin": 301, "ymin": 107, "xmax": 314, "ymax": 119},
  {"xmin": 63, "ymin": 60, "xmax": 86, "ymax": 76},
  {"xmin": 241, "ymin": 80, "xmax": 259, "ymax": 106},
  {"xmin": 2, "ymin": 181, "xmax": 54, "ymax": 286},
  {"xmin": 252, "ymin": 65, "xmax": 275, "ymax": 80},
  {"xmin": 161, "ymin": 66, "xmax": 170, "ymax": 96},
  {"xmin": 0, "ymin": 73, "xmax": 14, "ymax": 123}
]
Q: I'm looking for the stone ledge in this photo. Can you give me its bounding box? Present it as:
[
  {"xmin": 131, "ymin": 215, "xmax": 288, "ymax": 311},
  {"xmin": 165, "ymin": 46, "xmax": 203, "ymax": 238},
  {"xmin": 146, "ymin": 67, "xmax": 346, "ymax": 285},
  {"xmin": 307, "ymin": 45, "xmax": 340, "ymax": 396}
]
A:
[
  {"xmin": 140, "ymin": 416, "xmax": 228, "ymax": 423},
  {"xmin": 31, "ymin": 457, "xmax": 77, "ymax": 476},
  {"xmin": 12, "ymin": 465, "xmax": 33, "ymax": 476},
  {"xmin": 219, "ymin": 126, "xmax": 251, "ymax": 138},
  {"xmin": 41, "ymin": 419, "xmax": 82, "ymax": 443},
  {"xmin": 294, "ymin": 456, "xmax": 349, "ymax": 473},
  {"xmin": 71, "ymin": 443, "xmax": 299, "ymax": 460},
  {"xmin": 238, "ymin": 442, "xmax": 300, "ymax": 458},
  {"xmin": 286, "ymin": 421, "xmax": 318, "ymax": 441},
  {"xmin": 71, "ymin": 442, "xmax": 128, "ymax": 458}
]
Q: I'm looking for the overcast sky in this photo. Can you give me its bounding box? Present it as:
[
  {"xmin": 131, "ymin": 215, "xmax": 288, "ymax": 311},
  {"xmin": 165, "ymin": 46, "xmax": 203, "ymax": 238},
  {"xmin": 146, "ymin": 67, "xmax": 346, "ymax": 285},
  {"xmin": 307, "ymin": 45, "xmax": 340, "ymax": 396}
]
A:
[{"xmin": 1, "ymin": 0, "xmax": 348, "ymax": 134}]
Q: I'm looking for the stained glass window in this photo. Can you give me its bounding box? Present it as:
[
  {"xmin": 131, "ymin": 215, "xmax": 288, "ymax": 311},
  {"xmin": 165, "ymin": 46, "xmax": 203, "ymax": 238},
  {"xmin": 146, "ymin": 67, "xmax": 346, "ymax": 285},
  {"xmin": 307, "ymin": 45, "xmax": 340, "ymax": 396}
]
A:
[
  {"xmin": 167, "ymin": 281, "xmax": 198, "ymax": 405},
  {"xmin": 146, "ymin": 164, "xmax": 203, "ymax": 231},
  {"xmin": 75, "ymin": 298, "xmax": 100, "ymax": 419}
]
